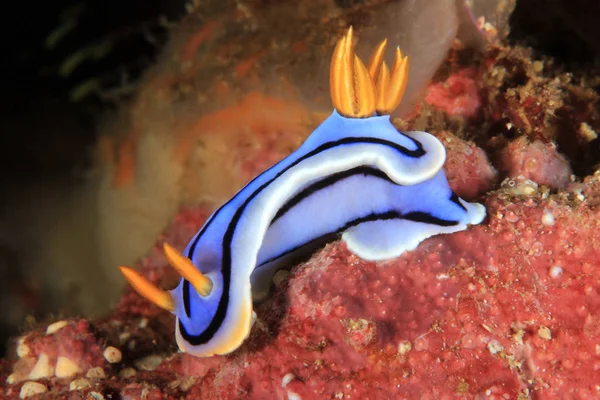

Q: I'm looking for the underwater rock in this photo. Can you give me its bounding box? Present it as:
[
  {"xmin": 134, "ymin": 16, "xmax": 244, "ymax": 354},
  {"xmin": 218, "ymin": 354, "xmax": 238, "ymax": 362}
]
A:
[
  {"xmin": 480, "ymin": 42, "xmax": 600, "ymax": 177},
  {"xmin": 498, "ymin": 137, "xmax": 573, "ymax": 189},
  {"xmin": 436, "ymin": 130, "xmax": 498, "ymax": 198},
  {"xmin": 425, "ymin": 68, "xmax": 482, "ymax": 119},
  {"xmin": 3, "ymin": 154, "xmax": 600, "ymax": 398}
]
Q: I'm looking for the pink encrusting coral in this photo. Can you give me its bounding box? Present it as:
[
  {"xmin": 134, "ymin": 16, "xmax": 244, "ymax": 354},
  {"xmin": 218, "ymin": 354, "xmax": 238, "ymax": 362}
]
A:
[
  {"xmin": 425, "ymin": 68, "xmax": 482, "ymax": 119},
  {"xmin": 3, "ymin": 148, "xmax": 600, "ymax": 398},
  {"xmin": 164, "ymin": 187, "xmax": 599, "ymax": 399},
  {"xmin": 437, "ymin": 130, "xmax": 498, "ymax": 198},
  {"xmin": 498, "ymin": 137, "xmax": 573, "ymax": 189}
]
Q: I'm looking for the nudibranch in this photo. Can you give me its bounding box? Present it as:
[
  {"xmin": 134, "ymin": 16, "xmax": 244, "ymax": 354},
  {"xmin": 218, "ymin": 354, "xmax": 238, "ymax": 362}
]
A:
[{"xmin": 119, "ymin": 27, "xmax": 486, "ymax": 357}]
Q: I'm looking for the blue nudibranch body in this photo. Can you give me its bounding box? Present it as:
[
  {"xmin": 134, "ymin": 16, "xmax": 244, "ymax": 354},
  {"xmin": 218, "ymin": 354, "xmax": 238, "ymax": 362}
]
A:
[{"xmin": 119, "ymin": 27, "xmax": 486, "ymax": 357}]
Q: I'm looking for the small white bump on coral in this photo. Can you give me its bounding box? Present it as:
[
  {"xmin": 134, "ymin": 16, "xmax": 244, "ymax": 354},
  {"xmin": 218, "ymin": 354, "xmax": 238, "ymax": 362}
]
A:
[
  {"xmin": 118, "ymin": 331, "xmax": 131, "ymax": 345},
  {"xmin": 538, "ymin": 326, "xmax": 552, "ymax": 340},
  {"xmin": 69, "ymin": 377, "xmax": 91, "ymax": 391},
  {"xmin": 86, "ymin": 367, "xmax": 106, "ymax": 379},
  {"xmin": 398, "ymin": 341, "xmax": 413, "ymax": 355},
  {"xmin": 103, "ymin": 346, "xmax": 122, "ymax": 363},
  {"xmin": 287, "ymin": 392, "xmax": 302, "ymax": 400},
  {"xmin": 579, "ymin": 122, "xmax": 598, "ymax": 142},
  {"xmin": 19, "ymin": 381, "xmax": 48, "ymax": 398},
  {"xmin": 55, "ymin": 356, "xmax": 81, "ymax": 378},
  {"xmin": 28, "ymin": 354, "xmax": 54, "ymax": 380},
  {"xmin": 541, "ymin": 209, "xmax": 555, "ymax": 226},
  {"xmin": 118, "ymin": 367, "xmax": 137, "ymax": 378},
  {"xmin": 89, "ymin": 391, "xmax": 106, "ymax": 400},
  {"xmin": 549, "ymin": 265, "xmax": 563, "ymax": 279},
  {"xmin": 45, "ymin": 320, "xmax": 68, "ymax": 335},
  {"xmin": 487, "ymin": 340, "xmax": 504, "ymax": 355},
  {"xmin": 16, "ymin": 337, "xmax": 30, "ymax": 358},
  {"xmin": 281, "ymin": 373, "xmax": 295, "ymax": 388},
  {"xmin": 134, "ymin": 354, "xmax": 164, "ymax": 371},
  {"xmin": 16, "ymin": 344, "xmax": 30, "ymax": 359},
  {"xmin": 6, "ymin": 358, "xmax": 36, "ymax": 385}
]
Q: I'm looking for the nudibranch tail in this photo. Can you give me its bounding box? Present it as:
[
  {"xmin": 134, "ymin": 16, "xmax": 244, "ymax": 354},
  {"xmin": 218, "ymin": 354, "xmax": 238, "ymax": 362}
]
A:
[
  {"xmin": 118, "ymin": 266, "xmax": 175, "ymax": 312},
  {"xmin": 163, "ymin": 243, "xmax": 213, "ymax": 297},
  {"xmin": 330, "ymin": 27, "xmax": 410, "ymax": 117}
]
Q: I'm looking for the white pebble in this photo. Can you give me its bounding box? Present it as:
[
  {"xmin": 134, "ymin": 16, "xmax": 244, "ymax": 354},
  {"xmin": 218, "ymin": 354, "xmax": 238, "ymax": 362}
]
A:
[
  {"xmin": 103, "ymin": 346, "xmax": 122, "ymax": 363},
  {"xmin": 118, "ymin": 367, "xmax": 137, "ymax": 379},
  {"xmin": 69, "ymin": 377, "xmax": 91, "ymax": 391},
  {"xmin": 86, "ymin": 367, "xmax": 106, "ymax": 379},
  {"xmin": 6, "ymin": 358, "xmax": 36, "ymax": 385},
  {"xmin": 436, "ymin": 272, "xmax": 450, "ymax": 280},
  {"xmin": 55, "ymin": 356, "xmax": 81, "ymax": 378},
  {"xmin": 179, "ymin": 377, "xmax": 197, "ymax": 392},
  {"xmin": 538, "ymin": 326, "xmax": 552, "ymax": 340},
  {"xmin": 281, "ymin": 373, "xmax": 295, "ymax": 388},
  {"xmin": 549, "ymin": 265, "xmax": 563, "ymax": 278},
  {"xmin": 118, "ymin": 332, "xmax": 131, "ymax": 345},
  {"xmin": 397, "ymin": 341, "xmax": 412, "ymax": 355},
  {"xmin": 580, "ymin": 122, "xmax": 598, "ymax": 142},
  {"xmin": 487, "ymin": 340, "xmax": 504, "ymax": 354},
  {"xmin": 28, "ymin": 354, "xmax": 54, "ymax": 380},
  {"xmin": 16, "ymin": 343, "xmax": 30, "ymax": 358},
  {"xmin": 134, "ymin": 354, "xmax": 164, "ymax": 371},
  {"xmin": 19, "ymin": 381, "xmax": 48, "ymax": 398},
  {"xmin": 6, "ymin": 373, "xmax": 17, "ymax": 384},
  {"xmin": 45, "ymin": 320, "xmax": 68, "ymax": 335},
  {"xmin": 287, "ymin": 391, "xmax": 302, "ymax": 400},
  {"xmin": 541, "ymin": 210, "xmax": 555, "ymax": 226}
]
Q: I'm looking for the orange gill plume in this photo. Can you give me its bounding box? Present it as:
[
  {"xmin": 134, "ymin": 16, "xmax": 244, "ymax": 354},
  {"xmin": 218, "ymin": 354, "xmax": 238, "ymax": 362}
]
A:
[
  {"xmin": 330, "ymin": 27, "xmax": 410, "ymax": 118},
  {"xmin": 119, "ymin": 243, "xmax": 213, "ymax": 312}
]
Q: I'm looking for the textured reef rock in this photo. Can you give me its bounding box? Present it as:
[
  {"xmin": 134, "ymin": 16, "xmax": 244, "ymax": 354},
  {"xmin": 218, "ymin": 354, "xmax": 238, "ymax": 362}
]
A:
[
  {"xmin": 3, "ymin": 0, "xmax": 600, "ymax": 399},
  {"xmin": 3, "ymin": 176, "xmax": 600, "ymax": 398}
]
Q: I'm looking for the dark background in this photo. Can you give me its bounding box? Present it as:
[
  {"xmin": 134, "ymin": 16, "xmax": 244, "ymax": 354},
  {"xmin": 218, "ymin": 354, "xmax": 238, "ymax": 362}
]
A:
[
  {"xmin": 0, "ymin": 0, "xmax": 187, "ymax": 356},
  {"xmin": 0, "ymin": 0, "xmax": 186, "ymax": 180}
]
